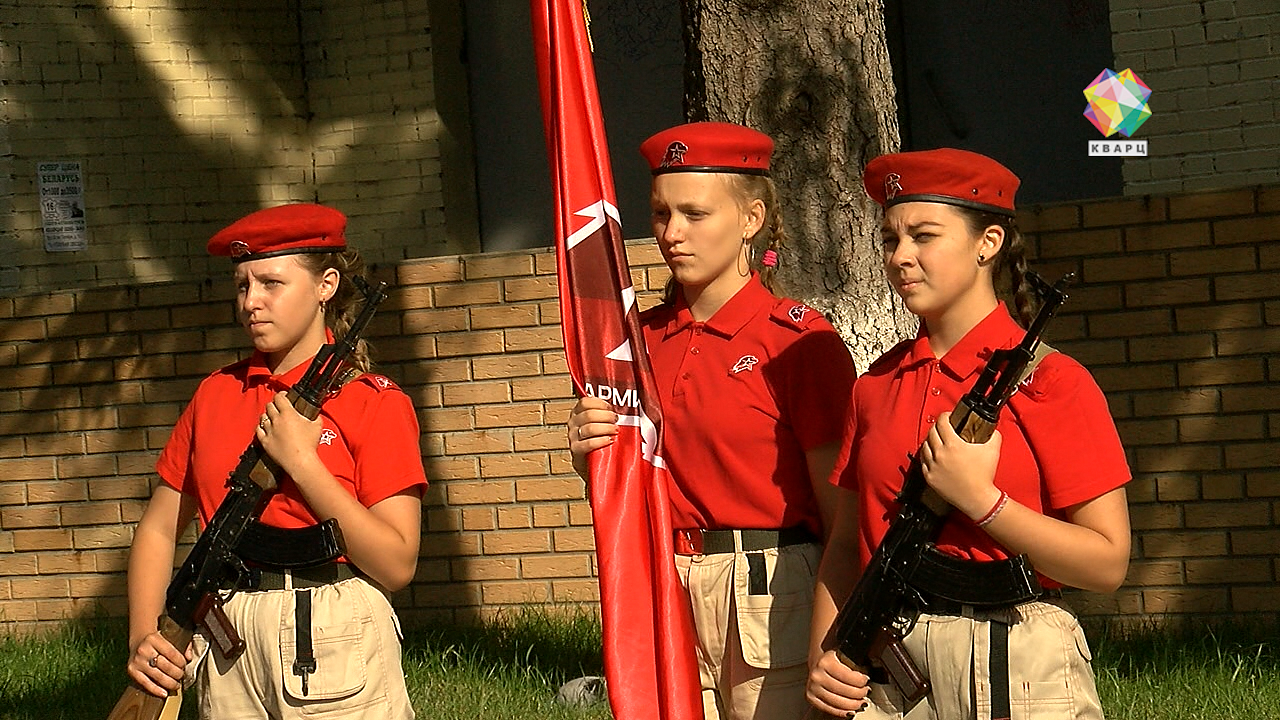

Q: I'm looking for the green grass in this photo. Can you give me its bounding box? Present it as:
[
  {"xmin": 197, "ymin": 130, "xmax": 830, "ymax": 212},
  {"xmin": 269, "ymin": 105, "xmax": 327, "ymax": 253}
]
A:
[
  {"xmin": 0, "ymin": 610, "xmax": 1276, "ymax": 719},
  {"xmin": 403, "ymin": 608, "xmax": 611, "ymax": 719},
  {"xmin": 1089, "ymin": 617, "xmax": 1280, "ymax": 720},
  {"xmin": 0, "ymin": 616, "xmax": 127, "ymax": 720},
  {"xmin": 0, "ymin": 607, "xmax": 611, "ymax": 720}
]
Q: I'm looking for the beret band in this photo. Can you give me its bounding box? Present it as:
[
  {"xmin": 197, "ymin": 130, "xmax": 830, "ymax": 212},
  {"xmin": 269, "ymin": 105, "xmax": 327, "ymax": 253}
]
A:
[{"xmin": 649, "ymin": 164, "xmax": 771, "ymax": 177}]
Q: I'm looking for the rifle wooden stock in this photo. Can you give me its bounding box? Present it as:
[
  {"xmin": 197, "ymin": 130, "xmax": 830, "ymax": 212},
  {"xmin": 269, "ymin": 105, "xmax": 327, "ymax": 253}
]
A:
[{"xmin": 105, "ymin": 616, "xmax": 191, "ymax": 720}]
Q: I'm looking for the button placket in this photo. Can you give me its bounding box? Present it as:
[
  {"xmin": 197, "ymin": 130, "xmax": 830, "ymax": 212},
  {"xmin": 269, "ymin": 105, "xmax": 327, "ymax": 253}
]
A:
[{"xmin": 678, "ymin": 325, "xmax": 702, "ymax": 384}]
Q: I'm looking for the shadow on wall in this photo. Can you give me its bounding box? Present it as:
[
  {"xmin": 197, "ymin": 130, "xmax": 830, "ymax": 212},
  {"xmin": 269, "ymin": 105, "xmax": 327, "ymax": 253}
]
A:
[
  {"xmin": 1022, "ymin": 191, "xmax": 1280, "ymax": 620},
  {"xmin": 6, "ymin": 0, "xmax": 452, "ymax": 297}
]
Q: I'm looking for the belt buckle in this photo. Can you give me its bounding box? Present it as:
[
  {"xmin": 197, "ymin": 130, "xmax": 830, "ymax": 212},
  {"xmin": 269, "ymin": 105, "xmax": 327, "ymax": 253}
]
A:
[{"xmin": 675, "ymin": 529, "xmax": 704, "ymax": 555}]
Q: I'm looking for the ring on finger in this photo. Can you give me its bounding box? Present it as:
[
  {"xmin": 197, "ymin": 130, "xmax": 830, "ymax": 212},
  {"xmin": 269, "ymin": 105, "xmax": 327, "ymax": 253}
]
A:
[
  {"xmin": 148, "ymin": 654, "xmax": 160, "ymax": 668},
  {"xmin": 577, "ymin": 426, "xmax": 585, "ymax": 441}
]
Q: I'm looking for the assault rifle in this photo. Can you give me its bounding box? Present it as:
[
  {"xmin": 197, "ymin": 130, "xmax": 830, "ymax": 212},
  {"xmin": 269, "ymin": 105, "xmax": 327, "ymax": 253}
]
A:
[
  {"xmin": 105, "ymin": 277, "xmax": 388, "ymax": 720},
  {"xmin": 827, "ymin": 272, "xmax": 1074, "ymax": 707}
]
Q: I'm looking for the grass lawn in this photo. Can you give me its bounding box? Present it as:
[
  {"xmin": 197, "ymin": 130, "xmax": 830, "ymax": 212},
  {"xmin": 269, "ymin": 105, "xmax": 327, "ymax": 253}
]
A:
[
  {"xmin": 1090, "ymin": 617, "xmax": 1280, "ymax": 719},
  {"xmin": 0, "ymin": 609, "xmax": 1276, "ymax": 719}
]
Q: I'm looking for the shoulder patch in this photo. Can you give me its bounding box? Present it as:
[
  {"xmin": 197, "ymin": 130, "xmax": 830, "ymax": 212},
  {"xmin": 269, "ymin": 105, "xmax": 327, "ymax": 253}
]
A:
[
  {"xmin": 354, "ymin": 373, "xmax": 400, "ymax": 392},
  {"xmin": 769, "ymin": 300, "xmax": 822, "ymax": 332}
]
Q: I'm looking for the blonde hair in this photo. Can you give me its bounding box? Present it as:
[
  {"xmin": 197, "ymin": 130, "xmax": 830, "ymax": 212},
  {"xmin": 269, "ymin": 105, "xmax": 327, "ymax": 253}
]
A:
[{"xmin": 724, "ymin": 173, "xmax": 787, "ymax": 294}]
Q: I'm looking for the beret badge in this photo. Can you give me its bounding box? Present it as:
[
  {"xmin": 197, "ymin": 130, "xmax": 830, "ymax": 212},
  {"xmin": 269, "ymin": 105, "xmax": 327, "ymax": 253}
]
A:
[
  {"xmin": 229, "ymin": 241, "xmax": 251, "ymax": 258},
  {"xmin": 884, "ymin": 173, "xmax": 902, "ymax": 201},
  {"xmin": 661, "ymin": 141, "xmax": 688, "ymax": 168}
]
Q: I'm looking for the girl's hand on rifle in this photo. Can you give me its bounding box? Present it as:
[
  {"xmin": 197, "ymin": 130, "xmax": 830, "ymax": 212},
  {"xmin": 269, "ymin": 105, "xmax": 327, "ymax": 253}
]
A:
[
  {"xmin": 257, "ymin": 391, "xmax": 325, "ymax": 479},
  {"xmin": 920, "ymin": 410, "xmax": 1005, "ymax": 522},
  {"xmin": 128, "ymin": 631, "xmax": 192, "ymax": 698},
  {"xmin": 567, "ymin": 395, "xmax": 618, "ymax": 481},
  {"xmin": 806, "ymin": 650, "xmax": 871, "ymax": 716}
]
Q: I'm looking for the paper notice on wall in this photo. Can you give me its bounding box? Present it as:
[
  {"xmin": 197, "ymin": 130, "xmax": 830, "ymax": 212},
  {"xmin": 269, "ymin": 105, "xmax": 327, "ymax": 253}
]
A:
[{"xmin": 37, "ymin": 160, "xmax": 87, "ymax": 252}]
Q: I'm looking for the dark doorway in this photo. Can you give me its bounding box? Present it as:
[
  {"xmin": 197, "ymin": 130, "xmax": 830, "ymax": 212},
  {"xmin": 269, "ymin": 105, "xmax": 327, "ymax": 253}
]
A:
[
  {"xmin": 884, "ymin": 0, "xmax": 1124, "ymax": 204},
  {"xmin": 462, "ymin": 1, "xmax": 683, "ymax": 251}
]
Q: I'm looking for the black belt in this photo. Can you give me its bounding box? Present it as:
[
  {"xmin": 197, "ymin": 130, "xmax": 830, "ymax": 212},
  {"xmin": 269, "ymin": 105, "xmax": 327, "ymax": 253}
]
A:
[
  {"xmin": 243, "ymin": 562, "xmax": 357, "ymax": 591},
  {"xmin": 918, "ymin": 588, "xmax": 1063, "ymax": 616},
  {"xmin": 673, "ymin": 526, "xmax": 818, "ymax": 556}
]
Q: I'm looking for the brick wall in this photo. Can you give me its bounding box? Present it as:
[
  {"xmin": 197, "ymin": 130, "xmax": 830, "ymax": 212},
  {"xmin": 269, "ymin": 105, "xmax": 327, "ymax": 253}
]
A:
[
  {"xmin": 1, "ymin": 186, "xmax": 1278, "ymax": 634},
  {"xmin": 5, "ymin": 0, "xmax": 1275, "ymax": 298},
  {"xmin": 0, "ymin": 236, "xmax": 667, "ymax": 632},
  {"xmin": 0, "ymin": 0, "xmax": 461, "ymax": 298},
  {"xmin": 1023, "ymin": 185, "xmax": 1280, "ymax": 618},
  {"xmin": 1109, "ymin": 0, "xmax": 1280, "ymax": 194}
]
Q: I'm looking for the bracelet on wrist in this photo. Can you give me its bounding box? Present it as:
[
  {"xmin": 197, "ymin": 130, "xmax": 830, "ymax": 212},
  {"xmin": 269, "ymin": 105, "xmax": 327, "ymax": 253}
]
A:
[{"xmin": 974, "ymin": 490, "xmax": 1009, "ymax": 528}]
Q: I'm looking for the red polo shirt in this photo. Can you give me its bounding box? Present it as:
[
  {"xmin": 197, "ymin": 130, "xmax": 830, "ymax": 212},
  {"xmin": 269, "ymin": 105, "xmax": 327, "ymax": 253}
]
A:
[
  {"xmin": 157, "ymin": 352, "xmax": 427, "ymax": 530},
  {"xmin": 831, "ymin": 304, "xmax": 1129, "ymax": 585},
  {"xmin": 643, "ymin": 275, "xmax": 856, "ymax": 537}
]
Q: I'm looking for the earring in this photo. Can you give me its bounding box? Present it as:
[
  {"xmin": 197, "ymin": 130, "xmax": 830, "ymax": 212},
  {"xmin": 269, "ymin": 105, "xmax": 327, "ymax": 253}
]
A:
[{"xmin": 978, "ymin": 254, "xmax": 986, "ymax": 263}]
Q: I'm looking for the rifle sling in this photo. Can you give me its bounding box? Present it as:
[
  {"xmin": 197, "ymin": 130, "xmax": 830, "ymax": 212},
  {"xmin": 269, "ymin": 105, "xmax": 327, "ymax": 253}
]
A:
[
  {"xmin": 989, "ymin": 619, "xmax": 1012, "ymax": 720},
  {"xmin": 292, "ymin": 588, "xmax": 316, "ymax": 696}
]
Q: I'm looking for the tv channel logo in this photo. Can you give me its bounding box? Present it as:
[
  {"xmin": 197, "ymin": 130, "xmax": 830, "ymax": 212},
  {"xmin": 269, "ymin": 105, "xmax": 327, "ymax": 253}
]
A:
[{"xmin": 1083, "ymin": 68, "xmax": 1152, "ymax": 157}]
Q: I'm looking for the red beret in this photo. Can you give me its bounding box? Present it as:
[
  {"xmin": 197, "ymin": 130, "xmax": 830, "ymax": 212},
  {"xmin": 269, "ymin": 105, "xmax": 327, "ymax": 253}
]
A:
[
  {"xmin": 863, "ymin": 148, "xmax": 1020, "ymax": 217},
  {"xmin": 640, "ymin": 122, "xmax": 772, "ymax": 176},
  {"xmin": 207, "ymin": 203, "xmax": 347, "ymax": 261}
]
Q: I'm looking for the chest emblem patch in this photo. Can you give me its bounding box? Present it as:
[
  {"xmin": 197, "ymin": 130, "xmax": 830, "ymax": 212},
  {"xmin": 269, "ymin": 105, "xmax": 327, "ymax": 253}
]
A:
[
  {"xmin": 732, "ymin": 355, "xmax": 759, "ymax": 374},
  {"xmin": 319, "ymin": 429, "xmax": 338, "ymax": 446},
  {"xmin": 788, "ymin": 305, "xmax": 809, "ymax": 323}
]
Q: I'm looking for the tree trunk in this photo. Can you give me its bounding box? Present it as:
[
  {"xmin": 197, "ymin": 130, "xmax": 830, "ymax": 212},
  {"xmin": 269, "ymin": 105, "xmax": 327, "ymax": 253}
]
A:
[{"xmin": 682, "ymin": 0, "xmax": 915, "ymax": 371}]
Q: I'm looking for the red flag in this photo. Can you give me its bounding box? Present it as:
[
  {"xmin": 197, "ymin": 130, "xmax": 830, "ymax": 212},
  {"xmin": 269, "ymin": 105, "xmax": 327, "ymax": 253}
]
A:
[{"xmin": 531, "ymin": 2, "xmax": 701, "ymax": 718}]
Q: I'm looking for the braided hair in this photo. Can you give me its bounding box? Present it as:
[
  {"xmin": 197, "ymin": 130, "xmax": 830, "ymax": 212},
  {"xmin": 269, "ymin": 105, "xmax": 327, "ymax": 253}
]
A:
[
  {"xmin": 295, "ymin": 249, "xmax": 373, "ymax": 372},
  {"xmin": 957, "ymin": 208, "xmax": 1037, "ymax": 328},
  {"xmin": 724, "ymin": 173, "xmax": 787, "ymax": 294}
]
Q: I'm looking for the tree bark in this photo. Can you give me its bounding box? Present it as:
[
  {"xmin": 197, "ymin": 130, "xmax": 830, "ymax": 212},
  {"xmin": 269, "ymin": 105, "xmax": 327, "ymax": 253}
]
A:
[{"xmin": 683, "ymin": 0, "xmax": 915, "ymax": 370}]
